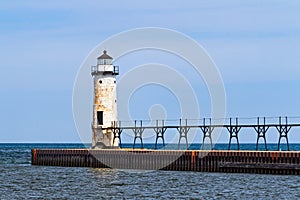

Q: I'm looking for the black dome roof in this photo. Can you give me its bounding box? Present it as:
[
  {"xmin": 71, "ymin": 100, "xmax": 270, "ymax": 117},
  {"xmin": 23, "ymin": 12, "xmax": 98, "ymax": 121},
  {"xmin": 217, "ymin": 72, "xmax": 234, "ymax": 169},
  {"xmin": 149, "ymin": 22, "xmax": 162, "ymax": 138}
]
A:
[{"xmin": 97, "ymin": 50, "xmax": 113, "ymax": 59}]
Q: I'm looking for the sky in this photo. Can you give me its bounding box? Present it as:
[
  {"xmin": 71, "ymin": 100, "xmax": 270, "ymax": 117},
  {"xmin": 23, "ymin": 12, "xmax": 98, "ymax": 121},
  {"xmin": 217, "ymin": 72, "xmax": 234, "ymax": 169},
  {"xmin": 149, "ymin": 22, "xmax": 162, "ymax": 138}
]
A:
[{"xmin": 0, "ymin": 0, "xmax": 300, "ymax": 144}]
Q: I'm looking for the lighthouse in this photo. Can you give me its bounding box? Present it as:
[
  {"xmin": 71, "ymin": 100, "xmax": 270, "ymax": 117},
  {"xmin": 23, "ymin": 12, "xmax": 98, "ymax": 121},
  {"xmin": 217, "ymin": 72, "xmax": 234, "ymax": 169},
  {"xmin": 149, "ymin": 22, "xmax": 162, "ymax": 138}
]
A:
[{"xmin": 91, "ymin": 50, "xmax": 119, "ymax": 148}]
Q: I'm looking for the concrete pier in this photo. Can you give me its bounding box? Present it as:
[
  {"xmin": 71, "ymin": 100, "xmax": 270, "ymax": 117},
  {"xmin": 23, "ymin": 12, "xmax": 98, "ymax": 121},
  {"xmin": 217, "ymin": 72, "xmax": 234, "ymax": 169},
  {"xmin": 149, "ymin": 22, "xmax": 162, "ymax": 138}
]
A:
[{"xmin": 32, "ymin": 149, "xmax": 300, "ymax": 175}]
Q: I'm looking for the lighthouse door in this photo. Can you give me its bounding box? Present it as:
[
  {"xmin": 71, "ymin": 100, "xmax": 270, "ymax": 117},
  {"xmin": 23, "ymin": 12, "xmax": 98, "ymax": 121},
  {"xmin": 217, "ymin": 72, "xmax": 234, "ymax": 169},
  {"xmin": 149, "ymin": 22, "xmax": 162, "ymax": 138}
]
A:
[{"xmin": 97, "ymin": 111, "xmax": 103, "ymax": 125}]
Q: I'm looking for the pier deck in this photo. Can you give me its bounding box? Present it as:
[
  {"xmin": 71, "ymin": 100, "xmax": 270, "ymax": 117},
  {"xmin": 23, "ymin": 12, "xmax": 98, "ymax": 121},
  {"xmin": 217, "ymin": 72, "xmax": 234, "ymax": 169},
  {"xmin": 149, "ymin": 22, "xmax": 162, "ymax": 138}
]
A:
[{"xmin": 32, "ymin": 149, "xmax": 300, "ymax": 175}]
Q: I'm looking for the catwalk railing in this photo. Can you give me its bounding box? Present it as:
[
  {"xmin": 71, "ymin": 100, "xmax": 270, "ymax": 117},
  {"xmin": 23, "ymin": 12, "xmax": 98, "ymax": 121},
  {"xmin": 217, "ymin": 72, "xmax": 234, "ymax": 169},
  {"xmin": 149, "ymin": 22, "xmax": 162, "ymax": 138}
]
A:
[{"xmin": 104, "ymin": 116, "xmax": 300, "ymax": 151}]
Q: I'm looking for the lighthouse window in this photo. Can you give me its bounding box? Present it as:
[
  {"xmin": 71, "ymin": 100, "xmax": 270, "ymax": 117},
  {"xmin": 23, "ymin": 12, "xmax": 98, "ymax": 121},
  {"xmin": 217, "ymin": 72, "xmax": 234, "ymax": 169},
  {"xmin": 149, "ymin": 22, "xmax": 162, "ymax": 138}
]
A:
[
  {"xmin": 114, "ymin": 80, "xmax": 116, "ymax": 84},
  {"xmin": 99, "ymin": 80, "xmax": 102, "ymax": 84},
  {"xmin": 97, "ymin": 111, "xmax": 103, "ymax": 125}
]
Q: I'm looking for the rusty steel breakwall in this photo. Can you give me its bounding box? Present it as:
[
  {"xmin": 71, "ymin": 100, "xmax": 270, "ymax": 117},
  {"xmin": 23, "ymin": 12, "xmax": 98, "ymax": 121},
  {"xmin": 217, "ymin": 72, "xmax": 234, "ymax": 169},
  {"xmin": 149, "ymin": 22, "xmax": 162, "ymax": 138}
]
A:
[{"xmin": 31, "ymin": 149, "xmax": 300, "ymax": 175}]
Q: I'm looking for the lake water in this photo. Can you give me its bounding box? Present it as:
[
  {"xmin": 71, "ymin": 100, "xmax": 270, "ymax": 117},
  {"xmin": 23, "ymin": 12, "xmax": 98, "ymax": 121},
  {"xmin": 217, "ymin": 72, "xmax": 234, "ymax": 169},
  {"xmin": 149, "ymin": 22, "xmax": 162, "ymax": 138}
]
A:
[{"xmin": 0, "ymin": 143, "xmax": 299, "ymax": 199}]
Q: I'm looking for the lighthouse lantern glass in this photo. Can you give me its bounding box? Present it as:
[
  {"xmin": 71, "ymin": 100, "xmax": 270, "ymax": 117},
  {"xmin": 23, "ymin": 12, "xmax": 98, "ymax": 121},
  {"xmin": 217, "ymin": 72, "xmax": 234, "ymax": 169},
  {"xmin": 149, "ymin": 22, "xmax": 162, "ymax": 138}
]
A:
[{"xmin": 98, "ymin": 58, "xmax": 112, "ymax": 65}]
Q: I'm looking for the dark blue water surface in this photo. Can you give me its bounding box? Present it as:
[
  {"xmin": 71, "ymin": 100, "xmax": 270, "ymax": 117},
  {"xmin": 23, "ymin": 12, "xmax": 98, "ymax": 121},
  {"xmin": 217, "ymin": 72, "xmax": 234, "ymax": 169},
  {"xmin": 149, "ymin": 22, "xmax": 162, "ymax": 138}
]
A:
[
  {"xmin": 0, "ymin": 143, "xmax": 299, "ymax": 199},
  {"xmin": 122, "ymin": 143, "xmax": 299, "ymax": 151}
]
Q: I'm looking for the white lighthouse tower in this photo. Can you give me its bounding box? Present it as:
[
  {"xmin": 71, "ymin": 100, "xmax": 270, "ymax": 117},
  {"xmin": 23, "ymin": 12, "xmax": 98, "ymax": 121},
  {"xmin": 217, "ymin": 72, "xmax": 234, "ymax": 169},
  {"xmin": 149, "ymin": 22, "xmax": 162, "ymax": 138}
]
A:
[{"xmin": 91, "ymin": 50, "xmax": 119, "ymax": 148}]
